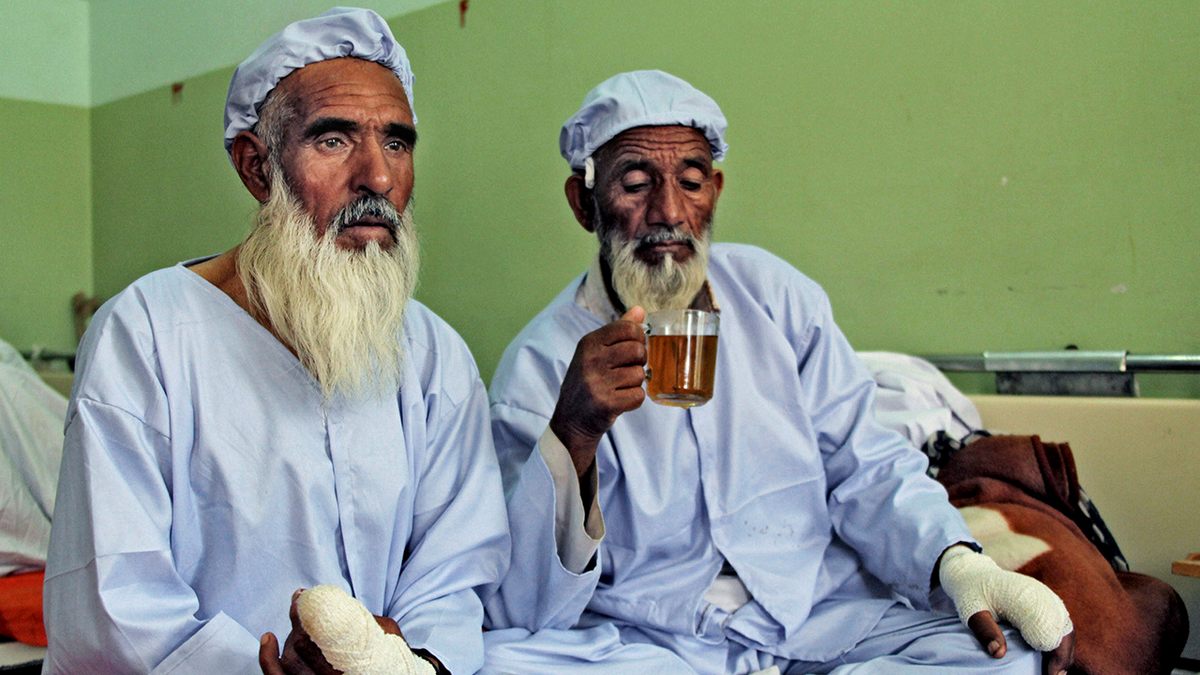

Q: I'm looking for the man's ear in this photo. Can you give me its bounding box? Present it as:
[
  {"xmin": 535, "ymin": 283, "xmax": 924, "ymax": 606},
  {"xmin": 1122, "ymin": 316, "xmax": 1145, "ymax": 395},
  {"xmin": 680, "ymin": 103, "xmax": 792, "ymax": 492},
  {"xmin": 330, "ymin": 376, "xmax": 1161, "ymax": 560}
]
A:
[
  {"xmin": 712, "ymin": 167, "xmax": 725, "ymax": 203},
  {"xmin": 231, "ymin": 131, "xmax": 273, "ymax": 203},
  {"xmin": 564, "ymin": 174, "xmax": 597, "ymax": 233}
]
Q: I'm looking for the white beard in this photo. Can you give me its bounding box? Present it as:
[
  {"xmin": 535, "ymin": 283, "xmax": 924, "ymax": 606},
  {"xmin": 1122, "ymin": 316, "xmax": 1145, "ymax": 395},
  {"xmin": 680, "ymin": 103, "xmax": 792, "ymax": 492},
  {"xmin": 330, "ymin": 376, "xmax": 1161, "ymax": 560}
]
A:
[
  {"xmin": 600, "ymin": 220, "xmax": 710, "ymax": 314},
  {"xmin": 238, "ymin": 172, "xmax": 420, "ymax": 402}
]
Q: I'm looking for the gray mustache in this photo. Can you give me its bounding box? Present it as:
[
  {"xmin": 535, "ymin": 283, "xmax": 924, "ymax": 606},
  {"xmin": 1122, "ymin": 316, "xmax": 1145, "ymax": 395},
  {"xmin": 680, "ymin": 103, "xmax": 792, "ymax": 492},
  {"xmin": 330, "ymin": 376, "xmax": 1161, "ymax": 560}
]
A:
[
  {"xmin": 637, "ymin": 228, "xmax": 697, "ymax": 248},
  {"xmin": 330, "ymin": 195, "xmax": 403, "ymax": 236}
]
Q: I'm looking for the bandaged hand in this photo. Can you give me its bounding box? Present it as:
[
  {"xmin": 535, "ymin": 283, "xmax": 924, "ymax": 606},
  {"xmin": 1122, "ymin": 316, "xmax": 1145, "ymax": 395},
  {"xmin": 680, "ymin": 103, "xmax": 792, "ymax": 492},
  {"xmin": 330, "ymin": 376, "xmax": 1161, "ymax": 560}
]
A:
[
  {"xmin": 938, "ymin": 544, "xmax": 1073, "ymax": 654},
  {"xmin": 295, "ymin": 585, "xmax": 435, "ymax": 675}
]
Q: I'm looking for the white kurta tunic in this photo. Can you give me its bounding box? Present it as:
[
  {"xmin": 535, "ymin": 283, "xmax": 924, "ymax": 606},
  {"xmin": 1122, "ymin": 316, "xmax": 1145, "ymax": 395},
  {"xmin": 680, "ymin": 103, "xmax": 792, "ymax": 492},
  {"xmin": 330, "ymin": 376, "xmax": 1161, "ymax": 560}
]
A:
[
  {"xmin": 44, "ymin": 261, "xmax": 510, "ymax": 675},
  {"xmin": 485, "ymin": 244, "xmax": 980, "ymax": 670}
]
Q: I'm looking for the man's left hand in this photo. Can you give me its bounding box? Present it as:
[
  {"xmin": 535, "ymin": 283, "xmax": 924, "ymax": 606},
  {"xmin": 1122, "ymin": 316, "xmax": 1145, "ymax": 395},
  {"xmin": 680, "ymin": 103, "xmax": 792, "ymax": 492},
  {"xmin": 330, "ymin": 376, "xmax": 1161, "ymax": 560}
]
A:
[
  {"xmin": 963, "ymin": 608, "xmax": 1075, "ymax": 675},
  {"xmin": 937, "ymin": 545, "xmax": 1075, "ymax": 675}
]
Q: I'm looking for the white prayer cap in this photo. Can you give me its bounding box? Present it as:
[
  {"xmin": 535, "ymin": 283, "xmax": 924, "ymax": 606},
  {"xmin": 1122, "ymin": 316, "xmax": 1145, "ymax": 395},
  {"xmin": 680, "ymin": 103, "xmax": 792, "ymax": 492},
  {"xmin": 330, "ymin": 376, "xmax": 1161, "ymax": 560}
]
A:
[
  {"xmin": 559, "ymin": 70, "xmax": 728, "ymax": 171},
  {"xmin": 223, "ymin": 7, "xmax": 416, "ymax": 157}
]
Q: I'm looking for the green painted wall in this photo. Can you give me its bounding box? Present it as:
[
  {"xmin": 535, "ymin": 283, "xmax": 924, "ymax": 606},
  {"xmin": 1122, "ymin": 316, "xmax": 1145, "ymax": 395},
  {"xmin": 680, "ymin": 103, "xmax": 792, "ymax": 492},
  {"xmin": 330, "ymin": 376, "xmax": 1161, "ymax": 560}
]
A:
[
  {"xmin": 0, "ymin": 98, "xmax": 92, "ymax": 354},
  {"xmin": 90, "ymin": 0, "xmax": 1200, "ymax": 396},
  {"xmin": 90, "ymin": 66, "xmax": 255, "ymax": 299}
]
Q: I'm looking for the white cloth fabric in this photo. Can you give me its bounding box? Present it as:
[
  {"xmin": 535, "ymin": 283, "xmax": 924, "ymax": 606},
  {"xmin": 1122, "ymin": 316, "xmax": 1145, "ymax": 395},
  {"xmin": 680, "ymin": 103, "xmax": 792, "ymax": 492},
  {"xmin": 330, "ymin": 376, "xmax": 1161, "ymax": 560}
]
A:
[
  {"xmin": 484, "ymin": 244, "xmax": 981, "ymax": 673},
  {"xmin": 43, "ymin": 261, "xmax": 509, "ymax": 675},
  {"xmin": 0, "ymin": 339, "xmax": 66, "ymax": 575},
  {"xmin": 538, "ymin": 428, "xmax": 604, "ymax": 574},
  {"xmin": 483, "ymin": 607, "xmax": 1041, "ymax": 675},
  {"xmin": 542, "ymin": 421, "xmax": 751, "ymax": 613},
  {"xmin": 857, "ymin": 351, "xmax": 983, "ymax": 448},
  {"xmin": 723, "ymin": 605, "xmax": 1039, "ymax": 675},
  {"xmin": 562, "ymin": 261, "xmax": 749, "ymax": 611}
]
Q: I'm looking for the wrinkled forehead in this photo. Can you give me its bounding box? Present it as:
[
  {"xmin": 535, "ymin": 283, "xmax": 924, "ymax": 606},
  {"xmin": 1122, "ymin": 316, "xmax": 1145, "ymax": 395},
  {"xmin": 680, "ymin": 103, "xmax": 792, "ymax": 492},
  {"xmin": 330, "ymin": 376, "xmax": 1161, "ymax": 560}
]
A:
[
  {"xmin": 595, "ymin": 125, "xmax": 714, "ymax": 168},
  {"xmin": 275, "ymin": 57, "xmax": 412, "ymax": 121}
]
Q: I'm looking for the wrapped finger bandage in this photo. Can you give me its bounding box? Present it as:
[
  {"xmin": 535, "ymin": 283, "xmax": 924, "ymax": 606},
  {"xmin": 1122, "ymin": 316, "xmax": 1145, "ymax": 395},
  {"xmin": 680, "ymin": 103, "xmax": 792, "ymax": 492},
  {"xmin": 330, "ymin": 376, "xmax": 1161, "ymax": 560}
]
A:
[
  {"xmin": 297, "ymin": 585, "xmax": 436, "ymax": 675},
  {"xmin": 938, "ymin": 545, "xmax": 1073, "ymax": 651}
]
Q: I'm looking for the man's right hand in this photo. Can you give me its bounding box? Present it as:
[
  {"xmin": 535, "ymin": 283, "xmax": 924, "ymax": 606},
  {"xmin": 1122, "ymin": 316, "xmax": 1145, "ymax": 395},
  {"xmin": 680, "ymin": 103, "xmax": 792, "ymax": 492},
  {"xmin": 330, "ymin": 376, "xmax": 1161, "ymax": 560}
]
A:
[
  {"xmin": 550, "ymin": 306, "xmax": 647, "ymax": 478},
  {"xmin": 259, "ymin": 589, "xmax": 406, "ymax": 675},
  {"xmin": 259, "ymin": 592, "xmax": 338, "ymax": 675}
]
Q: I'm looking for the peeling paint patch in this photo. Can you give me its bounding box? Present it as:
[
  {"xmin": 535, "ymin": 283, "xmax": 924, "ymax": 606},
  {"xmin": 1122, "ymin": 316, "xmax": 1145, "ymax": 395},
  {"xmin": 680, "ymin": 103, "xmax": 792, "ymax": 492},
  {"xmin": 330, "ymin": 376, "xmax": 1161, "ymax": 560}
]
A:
[
  {"xmin": 1001, "ymin": 176, "xmax": 1009, "ymax": 186},
  {"xmin": 1111, "ymin": 284, "xmax": 1128, "ymax": 293}
]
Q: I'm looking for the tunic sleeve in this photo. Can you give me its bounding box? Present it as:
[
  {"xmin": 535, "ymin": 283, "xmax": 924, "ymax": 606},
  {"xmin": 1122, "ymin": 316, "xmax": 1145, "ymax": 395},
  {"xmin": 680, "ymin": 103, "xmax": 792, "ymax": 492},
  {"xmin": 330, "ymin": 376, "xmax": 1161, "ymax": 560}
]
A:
[
  {"xmin": 387, "ymin": 377, "xmax": 510, "ymax": 675},
  {"xmin": 793, "ymin": 290, "xmax": 975, "ymax": 606},
  {"xmin": 484, "ymin": 403, "xmax": 604, "ymax": 632},
  {"xmin": 537, "ymin": 427, "xmax": 604, "ymax": 574},
  {"xmin": 43, "ymin": 399, "xmax": 261, "ymax": 675}
]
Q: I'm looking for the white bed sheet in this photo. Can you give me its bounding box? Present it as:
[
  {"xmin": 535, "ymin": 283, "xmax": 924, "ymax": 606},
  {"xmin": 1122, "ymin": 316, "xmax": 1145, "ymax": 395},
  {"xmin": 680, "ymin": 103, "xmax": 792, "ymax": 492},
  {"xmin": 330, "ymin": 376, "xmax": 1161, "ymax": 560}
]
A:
[{"xmin": 0, "ymin": 340, "xmax": 66, "ymax": 576}]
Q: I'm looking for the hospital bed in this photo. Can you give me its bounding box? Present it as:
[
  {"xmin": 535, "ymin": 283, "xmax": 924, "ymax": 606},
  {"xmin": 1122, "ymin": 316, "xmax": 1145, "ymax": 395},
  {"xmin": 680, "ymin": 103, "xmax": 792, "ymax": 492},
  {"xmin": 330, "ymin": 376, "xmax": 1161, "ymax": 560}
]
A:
[
  {"xmin": 0, "ymin": 347, "xmax": 66, "ymax": 672},
  {"xmin": 970, "ymin": 393, "xmax": 1199, "ymax": 671},
  {"xmin": 926, "ymin": 350, "xmax": 1200, "ymax": 666}
]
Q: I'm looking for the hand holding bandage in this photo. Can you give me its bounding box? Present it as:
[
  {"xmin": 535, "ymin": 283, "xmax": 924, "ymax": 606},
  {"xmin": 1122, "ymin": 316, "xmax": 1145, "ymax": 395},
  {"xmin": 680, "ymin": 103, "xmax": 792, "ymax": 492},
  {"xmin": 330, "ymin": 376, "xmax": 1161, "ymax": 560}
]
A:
[
  {"xmin": 938, "ymin": 544, "xmax": 1075, "ymax": 674},
  {"xmin": 259, "ymin": 585, "xmax": 436, "ymax": 675}
]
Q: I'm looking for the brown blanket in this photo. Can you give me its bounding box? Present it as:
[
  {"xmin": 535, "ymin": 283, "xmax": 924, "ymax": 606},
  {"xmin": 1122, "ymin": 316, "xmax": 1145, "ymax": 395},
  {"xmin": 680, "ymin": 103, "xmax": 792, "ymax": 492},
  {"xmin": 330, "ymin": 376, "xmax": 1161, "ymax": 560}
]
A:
[{"xmin": 936, "ymin": 434, "xmax": 1187, "ymax": 675}]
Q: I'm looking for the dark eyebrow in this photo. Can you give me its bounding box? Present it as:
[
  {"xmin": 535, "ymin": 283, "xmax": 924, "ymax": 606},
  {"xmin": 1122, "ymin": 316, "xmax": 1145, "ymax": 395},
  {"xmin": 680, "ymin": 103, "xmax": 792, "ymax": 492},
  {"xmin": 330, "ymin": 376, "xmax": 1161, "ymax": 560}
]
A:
[
  {"xmin": 302, "ymin": 117, "xmax": 358, "ymax": 139},
  {"xmin": 385, "ymin": 122, "xmax": 418, "ymax": 148},
  {"xmin": 301, "ymin": 118, "xmax": 418, "ymax": 148},
  {"xmin": 615, "ymin": 159, "xmax": 652, "ymax": 176},
  {"xmin": 613, "ymin": 156, "xmax": 710, "ymax": 177}
]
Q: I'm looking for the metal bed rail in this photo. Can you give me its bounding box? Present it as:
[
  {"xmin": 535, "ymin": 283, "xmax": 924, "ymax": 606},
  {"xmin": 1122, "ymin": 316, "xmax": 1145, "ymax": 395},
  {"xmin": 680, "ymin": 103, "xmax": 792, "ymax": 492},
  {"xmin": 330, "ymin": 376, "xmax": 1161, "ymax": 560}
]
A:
[
  {"xmin": 922, "ymin": 352, "xmax": 1200, "ymax": 373},
  {"xmin": 19, "ymin": 348, "xmax": 77, "ymax": 372},
  {"xmin": 919, "ymin": 351, "xmax": 1200, "ymax": 396}
]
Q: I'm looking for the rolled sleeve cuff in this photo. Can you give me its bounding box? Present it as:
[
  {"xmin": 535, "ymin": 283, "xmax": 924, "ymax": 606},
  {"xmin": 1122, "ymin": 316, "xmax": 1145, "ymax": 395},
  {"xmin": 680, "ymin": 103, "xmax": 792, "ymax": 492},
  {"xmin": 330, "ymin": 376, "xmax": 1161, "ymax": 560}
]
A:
[{"xmin": 538, "ymin": 427, "xmax": 604, "ymax": 574}]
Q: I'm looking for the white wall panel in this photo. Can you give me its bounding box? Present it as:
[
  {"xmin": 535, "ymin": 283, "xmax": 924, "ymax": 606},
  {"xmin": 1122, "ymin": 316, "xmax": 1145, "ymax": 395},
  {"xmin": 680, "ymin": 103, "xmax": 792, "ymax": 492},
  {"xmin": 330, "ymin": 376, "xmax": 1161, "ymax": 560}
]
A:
[
  {"xmin": 0, "ymin": 0, "xmax": 90, "ymax": 106},
  {"xmin": 89, "ymin": 0, "xmax": 445, "ymax": 105}
]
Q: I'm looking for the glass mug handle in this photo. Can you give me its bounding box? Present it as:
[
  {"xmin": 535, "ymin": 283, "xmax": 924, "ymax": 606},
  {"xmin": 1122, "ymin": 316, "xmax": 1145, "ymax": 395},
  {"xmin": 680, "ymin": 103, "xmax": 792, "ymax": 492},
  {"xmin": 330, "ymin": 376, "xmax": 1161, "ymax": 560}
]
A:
[{"xmin": 641, "ymin": 323, "xmax": 652, "ymax": 382}]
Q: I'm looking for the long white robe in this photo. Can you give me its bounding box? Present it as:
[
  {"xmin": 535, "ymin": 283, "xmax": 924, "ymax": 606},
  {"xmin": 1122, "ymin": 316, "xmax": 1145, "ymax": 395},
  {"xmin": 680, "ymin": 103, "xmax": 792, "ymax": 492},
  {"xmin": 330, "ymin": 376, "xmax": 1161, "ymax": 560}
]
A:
[
  {"xmin": 43, "ymin": 261, "xmax": 510, "ymax": 675},
  {"xmin": 484, "ymin": 244, "xmax": 982, "ymax": 671}
]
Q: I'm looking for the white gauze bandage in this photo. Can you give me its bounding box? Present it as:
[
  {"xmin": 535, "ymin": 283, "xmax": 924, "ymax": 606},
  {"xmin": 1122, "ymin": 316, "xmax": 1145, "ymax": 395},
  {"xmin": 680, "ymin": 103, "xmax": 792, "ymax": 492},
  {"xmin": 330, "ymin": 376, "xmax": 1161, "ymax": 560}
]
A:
[
  {"xmin": 297, "ymin": 585, "xmax": 435, "ymax": 675},
  {"xmin": 938, "ymin": 544, "xmax": 1073, "ymax": 651},
  {"xmin": 584, "ymin": 156, "xmax": 596, "ymax": 188}
]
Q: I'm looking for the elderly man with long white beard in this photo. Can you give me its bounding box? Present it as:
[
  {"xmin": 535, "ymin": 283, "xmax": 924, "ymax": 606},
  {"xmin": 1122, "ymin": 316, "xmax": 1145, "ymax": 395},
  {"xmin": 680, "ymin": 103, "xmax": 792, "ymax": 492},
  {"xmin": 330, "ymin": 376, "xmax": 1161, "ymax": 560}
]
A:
[
  {"xmin": 481, "ymin": 71, "xmax": 1075, "ymax": 675},
  {"xmin": 42, "ymin": 9, "xmax": 508, "ymax": 675}
]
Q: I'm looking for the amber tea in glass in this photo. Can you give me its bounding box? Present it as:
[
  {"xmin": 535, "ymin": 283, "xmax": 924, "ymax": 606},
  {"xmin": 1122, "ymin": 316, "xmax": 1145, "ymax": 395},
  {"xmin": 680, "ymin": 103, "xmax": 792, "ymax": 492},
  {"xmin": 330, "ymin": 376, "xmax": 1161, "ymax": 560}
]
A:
[{"xmin": 644, "ymin": 309, "xmax": 719, "ymax": 408}]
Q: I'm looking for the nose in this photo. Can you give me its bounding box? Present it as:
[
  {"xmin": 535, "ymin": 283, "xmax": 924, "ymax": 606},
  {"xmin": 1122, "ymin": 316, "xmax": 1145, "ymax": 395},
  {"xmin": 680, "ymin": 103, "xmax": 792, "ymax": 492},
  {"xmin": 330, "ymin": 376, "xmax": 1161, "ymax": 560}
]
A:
[
  {"xmin": 646, "ymin": 180, "xmax": 685, "ymax": 229},
  {"xmin": 352, "ymin": 142, "xmax": 393, "ymax": 196}
]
